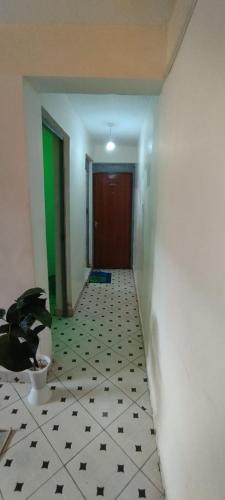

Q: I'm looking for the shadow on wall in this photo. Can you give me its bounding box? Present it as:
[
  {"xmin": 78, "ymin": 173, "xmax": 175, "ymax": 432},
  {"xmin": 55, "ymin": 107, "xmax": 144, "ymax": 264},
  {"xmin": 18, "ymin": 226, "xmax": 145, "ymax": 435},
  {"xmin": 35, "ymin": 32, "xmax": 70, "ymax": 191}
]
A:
[{"xmin": 146, "ymin": 313, "xmax": 163, "ymax": 425}]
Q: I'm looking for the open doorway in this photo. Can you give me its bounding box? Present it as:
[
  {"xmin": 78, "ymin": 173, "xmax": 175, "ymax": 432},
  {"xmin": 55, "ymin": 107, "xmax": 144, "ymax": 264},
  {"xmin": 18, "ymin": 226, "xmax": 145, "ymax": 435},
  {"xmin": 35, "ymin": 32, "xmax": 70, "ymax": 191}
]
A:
[{"xmin": 42, "ymin": 114, "xmax": 68, "ymax": 316}]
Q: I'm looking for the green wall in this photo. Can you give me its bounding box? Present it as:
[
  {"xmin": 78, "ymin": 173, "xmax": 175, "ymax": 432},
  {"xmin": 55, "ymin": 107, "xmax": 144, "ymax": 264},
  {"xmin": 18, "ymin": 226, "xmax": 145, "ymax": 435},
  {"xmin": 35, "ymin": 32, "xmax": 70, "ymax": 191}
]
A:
[{"xmin": 42, "ymin": 125, "xmax": 57, "ymax": 279}]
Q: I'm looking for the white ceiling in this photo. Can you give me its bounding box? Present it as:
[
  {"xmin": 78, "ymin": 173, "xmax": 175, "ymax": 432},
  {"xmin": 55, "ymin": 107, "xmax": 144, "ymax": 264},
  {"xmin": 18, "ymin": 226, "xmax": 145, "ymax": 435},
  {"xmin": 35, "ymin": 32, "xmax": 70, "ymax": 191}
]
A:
[
  {"xmin": 0, "ymin": 0, "xmax": 175, "ymax": 24},
  {"xmin": 68, "ymin": 94, "xmax": 152, "ymax": 145}
]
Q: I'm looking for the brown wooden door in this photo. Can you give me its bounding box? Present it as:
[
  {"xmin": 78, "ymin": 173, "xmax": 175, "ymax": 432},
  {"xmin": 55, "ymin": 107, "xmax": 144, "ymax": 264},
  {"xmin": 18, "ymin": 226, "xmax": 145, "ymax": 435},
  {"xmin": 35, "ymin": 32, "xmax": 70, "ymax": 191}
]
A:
[{"xmin": 93, "ymin": 172, "xmax": 132, "ymax": 269}]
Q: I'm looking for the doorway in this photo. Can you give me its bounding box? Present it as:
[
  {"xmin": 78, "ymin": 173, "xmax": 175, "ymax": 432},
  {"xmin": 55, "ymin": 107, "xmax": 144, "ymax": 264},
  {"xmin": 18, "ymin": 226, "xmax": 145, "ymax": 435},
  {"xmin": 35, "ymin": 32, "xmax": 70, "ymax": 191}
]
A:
[
  {"xmin": 42, "ymin": 123, "xmax": 67, "ymax": 316},
  {"xmin": 85, "ymin": 155, "xmax": 93, "ymax": 268},
  {"xmin": 93, "ymin": 172, "xmax": 133, "ymax": 269}
]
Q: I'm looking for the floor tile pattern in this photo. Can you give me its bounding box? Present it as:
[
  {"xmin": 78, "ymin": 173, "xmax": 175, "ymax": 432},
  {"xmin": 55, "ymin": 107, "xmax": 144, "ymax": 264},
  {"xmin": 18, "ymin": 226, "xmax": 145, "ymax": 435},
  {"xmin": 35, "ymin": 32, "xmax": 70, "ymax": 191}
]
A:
[{"xmin": 0, "ymin": 270, "xmax": 164, "ymax": 499}]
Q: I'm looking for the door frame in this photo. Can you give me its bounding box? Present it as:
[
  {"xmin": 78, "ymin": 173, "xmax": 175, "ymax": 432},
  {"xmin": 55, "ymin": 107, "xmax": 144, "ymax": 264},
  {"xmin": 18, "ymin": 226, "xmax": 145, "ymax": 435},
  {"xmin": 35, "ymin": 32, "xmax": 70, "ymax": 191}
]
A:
[
  {"xmin": 92, "ymin": 163, "xmax": 135, "ymax": 268},
  {"xmin": 42, "ymin": 108, "xmax": 72, "ymax": 317},
  {"xmin": 85, "ymin": 154, "xmax": 93, "ymax": 268}
]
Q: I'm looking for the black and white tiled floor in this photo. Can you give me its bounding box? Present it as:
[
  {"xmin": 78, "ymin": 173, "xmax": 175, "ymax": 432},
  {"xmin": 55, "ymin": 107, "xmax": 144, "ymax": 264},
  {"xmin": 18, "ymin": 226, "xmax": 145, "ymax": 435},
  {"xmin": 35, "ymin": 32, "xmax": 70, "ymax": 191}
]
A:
[{"xmin": 0, "ymin": 270, "xmax": 164, "ymax": 500}]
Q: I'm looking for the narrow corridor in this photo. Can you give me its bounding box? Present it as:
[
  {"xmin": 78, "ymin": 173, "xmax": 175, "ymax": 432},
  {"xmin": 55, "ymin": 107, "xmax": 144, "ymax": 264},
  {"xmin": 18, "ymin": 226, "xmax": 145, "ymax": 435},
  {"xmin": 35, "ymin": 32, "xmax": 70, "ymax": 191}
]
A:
[{"xmin": 0, "ymin": 271, "xmax": 164, "ymax": 499}]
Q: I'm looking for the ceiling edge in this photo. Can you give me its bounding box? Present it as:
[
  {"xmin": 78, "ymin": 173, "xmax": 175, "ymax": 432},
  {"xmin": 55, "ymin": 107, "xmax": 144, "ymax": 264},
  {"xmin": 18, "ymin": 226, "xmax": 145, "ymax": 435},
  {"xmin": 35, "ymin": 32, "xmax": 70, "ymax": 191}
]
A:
[{"xmin": 165, "ymin": 0, "xmax": 198, "ymax": 79}]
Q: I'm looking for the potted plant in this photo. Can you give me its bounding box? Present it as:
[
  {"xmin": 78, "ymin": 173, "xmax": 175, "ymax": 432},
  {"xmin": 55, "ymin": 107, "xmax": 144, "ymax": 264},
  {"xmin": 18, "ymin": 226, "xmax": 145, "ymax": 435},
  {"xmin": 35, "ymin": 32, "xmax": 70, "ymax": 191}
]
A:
[{"xmin": 0, "ymin": 288, "xmax": 52, "ymax": 405}]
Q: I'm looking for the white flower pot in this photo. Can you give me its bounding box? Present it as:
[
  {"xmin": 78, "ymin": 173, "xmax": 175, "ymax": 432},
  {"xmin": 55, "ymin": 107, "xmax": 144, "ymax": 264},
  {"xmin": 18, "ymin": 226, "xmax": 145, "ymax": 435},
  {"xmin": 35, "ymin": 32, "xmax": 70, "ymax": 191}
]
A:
[{"xmin": 27, "ymin": 355, "xmax": 51, "ymax": 405}]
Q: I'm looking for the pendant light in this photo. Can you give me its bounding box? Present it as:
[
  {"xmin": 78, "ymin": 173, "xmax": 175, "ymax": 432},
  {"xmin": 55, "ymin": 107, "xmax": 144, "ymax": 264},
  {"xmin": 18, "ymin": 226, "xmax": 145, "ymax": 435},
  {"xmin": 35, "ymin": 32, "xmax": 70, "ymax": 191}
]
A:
[{"xmin": 106, "ymin": 123, "xmax": 116, "ymax": 151}]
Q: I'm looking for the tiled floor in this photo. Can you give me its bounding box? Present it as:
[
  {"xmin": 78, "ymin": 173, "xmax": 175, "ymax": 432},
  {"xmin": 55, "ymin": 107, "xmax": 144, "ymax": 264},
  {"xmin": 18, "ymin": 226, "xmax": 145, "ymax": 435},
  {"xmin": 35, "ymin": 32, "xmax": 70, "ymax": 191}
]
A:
[{"xmin": 0, "ymin": 270, "xmax": 164, "ymax": 500}]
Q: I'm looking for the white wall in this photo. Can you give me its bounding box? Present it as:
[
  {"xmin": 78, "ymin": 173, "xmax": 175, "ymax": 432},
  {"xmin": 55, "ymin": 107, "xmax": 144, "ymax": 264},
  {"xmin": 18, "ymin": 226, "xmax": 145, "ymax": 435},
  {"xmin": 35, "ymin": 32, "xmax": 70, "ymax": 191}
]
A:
[
  {"xmin": 23, "ymin": 82, "xmax": 94, "ymax": 318},
  {"xmin": 93, "ymin": 144, "xmax": 137, "ymax": 163},
  {"xmin": 135, "ymin": 1, "xmax": 225, "ymax": 499},
  {"xmin": 133, "ymin": 97, "xmax": 159, "ymax": 336},
  {"xmin": 0, "ymin": 75, "xmax": 35, "ymax": 308}
]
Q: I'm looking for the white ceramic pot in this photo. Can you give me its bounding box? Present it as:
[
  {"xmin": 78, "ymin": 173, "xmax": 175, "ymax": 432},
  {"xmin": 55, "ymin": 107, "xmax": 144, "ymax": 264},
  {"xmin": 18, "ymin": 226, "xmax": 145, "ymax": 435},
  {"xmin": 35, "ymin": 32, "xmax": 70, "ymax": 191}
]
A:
[{"xmin": 27, "ymin": 355, "xmax": 51, "ymax": 405}]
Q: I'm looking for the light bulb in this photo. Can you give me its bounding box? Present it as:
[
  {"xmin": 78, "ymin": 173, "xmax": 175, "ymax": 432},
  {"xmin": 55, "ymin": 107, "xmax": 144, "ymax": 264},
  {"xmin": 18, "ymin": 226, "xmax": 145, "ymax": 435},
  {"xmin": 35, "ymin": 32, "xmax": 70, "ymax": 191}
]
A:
[{"xmin": 106, "ymin": 140, "xmax": 116, "ymax": 151}]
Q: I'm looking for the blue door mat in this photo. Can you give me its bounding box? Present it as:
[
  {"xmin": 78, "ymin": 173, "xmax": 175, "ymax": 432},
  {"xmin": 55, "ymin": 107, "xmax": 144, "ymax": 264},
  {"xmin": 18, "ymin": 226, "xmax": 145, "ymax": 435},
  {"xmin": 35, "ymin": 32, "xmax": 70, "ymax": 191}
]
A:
[{"xmin": 89, "ymin": 271, "xmax": 112, "ymax": 284}]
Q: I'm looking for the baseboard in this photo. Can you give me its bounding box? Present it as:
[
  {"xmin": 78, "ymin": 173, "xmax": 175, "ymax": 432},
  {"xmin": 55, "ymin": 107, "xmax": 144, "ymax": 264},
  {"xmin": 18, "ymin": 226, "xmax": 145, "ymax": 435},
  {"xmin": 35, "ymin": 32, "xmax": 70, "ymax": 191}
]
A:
[
  {"xmin": 85, "ymin": 267, "xmax": 92, "ymax": 282},
  {"xmin": 72, "ymin": 268, "xmax": 92, "ymax": 314},
  {"xmin": 66, "ymin": 305, "xmax": 75, "ymax": 317},
  {"xmin": 133, "ymin": 268, "xmax": 166, "ymax": 497}
]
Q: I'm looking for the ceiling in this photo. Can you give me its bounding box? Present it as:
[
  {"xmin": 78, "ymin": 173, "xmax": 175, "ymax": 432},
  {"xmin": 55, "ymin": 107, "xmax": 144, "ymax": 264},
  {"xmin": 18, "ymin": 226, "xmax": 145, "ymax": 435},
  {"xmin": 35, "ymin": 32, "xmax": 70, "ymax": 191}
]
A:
[
  {"xmin": 68, "ymin": 94, "xmax": 152, "ymax": 145},
  {"xmin": 0, "ymin": 0, "xmax": 175, "ymax": 24},
  {"xmin": 28, "ymin": 76, "xmax": 162, "ymax": 96}
]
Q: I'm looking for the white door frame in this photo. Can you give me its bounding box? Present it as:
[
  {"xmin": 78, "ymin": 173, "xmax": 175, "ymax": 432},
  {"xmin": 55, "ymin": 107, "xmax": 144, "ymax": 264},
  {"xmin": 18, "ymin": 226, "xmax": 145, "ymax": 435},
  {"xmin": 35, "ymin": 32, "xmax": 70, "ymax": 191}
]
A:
[{"xmin": 42, "ymin": 108, "xmax": 72, "ymax": 317}]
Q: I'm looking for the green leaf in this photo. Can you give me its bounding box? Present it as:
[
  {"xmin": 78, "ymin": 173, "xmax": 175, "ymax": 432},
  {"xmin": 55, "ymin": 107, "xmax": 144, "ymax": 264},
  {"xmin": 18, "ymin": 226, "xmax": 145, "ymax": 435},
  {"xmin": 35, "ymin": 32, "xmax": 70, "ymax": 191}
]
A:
[
  {"xmin": 17, "ymin": 324, "xmax": 44, "ymax": 342},
  {"xmin": 0, "ymin": 324, "xmax": 9, "ymax": 335},
  {"xmin": 16, "ymin": 288, "xmax": 45, "ymax": 301},
  {"xmin": 6, "ymin": 303, "xmax": 19, "ymax": 325},
  {"xmin": 13, "ymin": 323, "xmax": 44, "ymax": 367},
  {"xmin": 19, "ymin": 313, "xmax": 35, "ymax": 332},
  {"xmin": 0, "ymin": 309, "xmax": 5, "ymax": 319},
  {"xmin": 32, "ymin": 324, "xmax": 45, "ymax": 335},
  {"xmin": 17, "ymin": 329, "xmax": 40, "ymax": 363},
  {"xmin": 0, "ymin": 334, "xmax": 33, "ymax": 372},
  {"xmin": 17, "ymin": 298, "xmax": 47, "ymax": 319},
  {"xmin": 0, "ymin": 287, "xmax": 51, "ymax": 371},
  {"xmin": 11, "ymin": 325, "xmax": 27, "ymax": 339},
  {"xmin": 26, "ymin": 305, "xmax": 52, "ymax": 328}
]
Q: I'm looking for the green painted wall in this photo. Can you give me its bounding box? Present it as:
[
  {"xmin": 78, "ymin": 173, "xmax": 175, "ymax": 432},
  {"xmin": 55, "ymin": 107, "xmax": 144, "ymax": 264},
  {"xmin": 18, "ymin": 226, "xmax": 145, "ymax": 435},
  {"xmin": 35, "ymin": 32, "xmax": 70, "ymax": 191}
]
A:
[{"xmin": 42, "ymin": 125, "xmax": 57, "ymax": 279}]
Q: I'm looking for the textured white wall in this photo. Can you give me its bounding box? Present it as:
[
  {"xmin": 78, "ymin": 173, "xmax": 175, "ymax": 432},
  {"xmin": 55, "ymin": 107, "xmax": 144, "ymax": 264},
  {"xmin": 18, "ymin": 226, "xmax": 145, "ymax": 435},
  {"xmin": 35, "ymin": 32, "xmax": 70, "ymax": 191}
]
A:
[
  {"xmin": 93, "ymin": 144, "xmax": 137, "ymax": 164},
  {"xmin": 138, "ymin": 1, "xmax": 225, "ymax": 499},
  {"xmin": 133, "ymin": 97, "xmax": 158, "ymax": 332},
  {"xmin": 133, "ymin": 96, "xmax": 160, "ymax": 431},
  {"xmin": 0, "ymin": 75, "xmax": 35, "ymax": 308}
]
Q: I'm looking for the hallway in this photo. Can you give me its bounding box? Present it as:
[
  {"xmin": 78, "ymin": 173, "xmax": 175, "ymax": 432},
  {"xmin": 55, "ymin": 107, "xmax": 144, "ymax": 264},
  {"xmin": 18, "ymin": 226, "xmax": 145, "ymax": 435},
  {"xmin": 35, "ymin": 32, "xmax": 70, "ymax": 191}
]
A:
[
  {"xmin": 0, "ymin": 1, "xmax": 225, "ymax": 498},
  {"xmin": 0, "ymin": 271, "xmax": 164, "ymax": 500}
]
